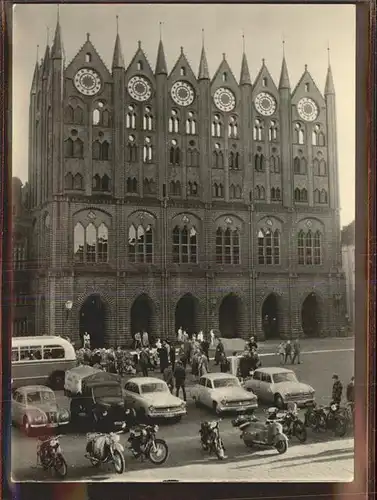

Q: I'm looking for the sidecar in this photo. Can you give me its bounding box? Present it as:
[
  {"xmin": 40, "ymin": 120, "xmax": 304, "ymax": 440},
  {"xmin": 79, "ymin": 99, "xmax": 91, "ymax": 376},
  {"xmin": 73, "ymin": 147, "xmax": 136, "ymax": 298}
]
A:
[{"xmin": 232, "ymin": 414, "xmax": 288, "ymax": 454}]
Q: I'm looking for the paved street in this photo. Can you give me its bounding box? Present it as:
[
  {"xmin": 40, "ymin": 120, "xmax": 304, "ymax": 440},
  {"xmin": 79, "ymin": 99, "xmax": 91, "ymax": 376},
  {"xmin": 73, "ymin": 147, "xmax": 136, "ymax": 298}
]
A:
[{"xmin": 12, "ymin": 340, "xmax": 354, "ymax": 481}]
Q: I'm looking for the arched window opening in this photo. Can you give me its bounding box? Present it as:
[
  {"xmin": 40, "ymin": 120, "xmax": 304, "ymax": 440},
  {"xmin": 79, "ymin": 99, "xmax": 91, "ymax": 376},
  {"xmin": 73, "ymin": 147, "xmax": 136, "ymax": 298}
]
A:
[
  {"xmin": 143, "ymin": 111, "xmax": 153, "ymax": 131},
  {"xmin": 212, "ymin": 114, "xmax": 222, "ymax": 137},
  {"xmin": 172, "ymin": 225, "xmax": 198, "ymax": 264},
  {"xmin": 85, "ymin": 223, "xmax": 97, "ymax": 263},
  {"xmin": 270, "ymin": 155, "xmax": 280, "ymax": 173},
  {"xmin": 169, "ymin": 111, "xmax": 180, "ymax": 133},
  {"xmin": 100, "ymin": 141, "xmax": 110, "ymax": 161},
  {"xmin": 258, "ymin": 228, "xmax": 280, "ymax": 265},
  {"xmin": 253, "ymin": 119, "xmax": 264, "ymax": 141},
  {"xmin": 169, "ymin": 145, "xmax": 180, "ymax": 165},
  {"xmin": 255, "ymin": 185, "xmax": 266, "ymax": 201},
  {"xmin": 169, "ymin": 180, "xmax": 182, "ymax": 197},
  {"xmin": 262, "ymin": 77, "xmax": 267, "ymax": 87},
  {"xmin": 212, "ymin": 183, "xmax": 224, "ymax": 198},
  {"xmin": 97, "ymin": 223, "xmax": 108, "ymax": 263},
  {"xmin": 126, "ymin": 177, "xmax": 138, "ymax": 194},
  {"xmin": 295, "ymin": 123, "xmax": 305, "ymax": 144},
  {"xmin": 74, "ymin": 223, "xmax": 85, "ymax": 262},
  {"xmin": 300, "ymin": 157, "xmax": 307, "ymax": 174},
  {"xmin": 294, "ymin": 156, "xmax": 300, "ymax": 174},
  {"xmin": 128, "ymin": 224, "xmax": 154, "ymax": 263},
  {"xmin": 228, "ymin": 116, "xmax": 238, "ymax": 138},
  {"xmin": 312, "ymin": 129, "xmax": 318, "ymax": 146},
  {"xmin": 313, "ymin": 158, "xmax": 320, "ymax": 176},
  {"xmin": 126, "ymin": 106, "xmax": 137, "ymax": 129},
  {"xmin": 73, "ymin": 138, "xmax": 83, "ymax": 158},
  {"xmin": 222, "ymin": 72, "xmax": 227, "ymax": 82},
  {"xmin": 65, "ymin": 173, "xmax": 73, "ymax": 190},
  {"xmin": 318, "ymin": 133, "xmax": 325, "ymax": 147},
  {"xmin": 101, "ymin": 174, "xmax": 110, "ymax": 191},
  {"xmin": 305, "ymin": 83, "xmax": 310, "ymax": 92},
  {"xmin": 298, "ymin": 229, "xmax": 322, "ymax": 265},
  {"xmin": 137, "ymin": 61, "xmax": 143, "ymax": 71},
  {"xmin": 73, "ymin": 173, "xmax": 83, "ymax": 190},
  {"xmin": 92, "ymin": 140, "xmax": 101, "ymax": 160},
  {"xmin": 268, "ymin": 120, "xmax": 278, "ymax": 142},
  {"xmin": 65, "ymin": 106, "xmax": 74, "ymax": 123},
  {"xmin": 143, "ymin": 139, "xmax": 153, "ymax": 162},
  {"xmin": 271, "ymin": 187, "xmax": 281, "ymax": 201},
  {"xmin": 127, "ymin": 137, "xmax": 138, "ymax": 163},
  {"xmin": 254, "ymin": 154, "xmax": 264, "ymax": 172},
  {"xmin": 320, "ymin": 189, "xmax": 328, "ymax": 204},
  {"xmin": 92, "ymin": 174, "xmax": 101, "ymax": 191},
  {"xmin": 313, "ymin": 189, "xmax": 320, "ymax": 204},
  {"xmin": 102, "ymin": 110, "xmax": 110, "ymax": 127},
  {"xmin": 73, "ymin": 107, "xmax": 83, "ymax": 124},
  {"xmin": 319, "ymin": 159, "xmax": 327, "ymax": 176},
  {"xmin": 216, "ymin": 227, "xmax": 240, "ymax": 264},
  {"xmin": 85, "ymin": 53, "xmax": 92, "ymax": 63},
  {"xmin": 187, "ymin": 148, "xmax": 199, "ymax": 167},
  {"xmin": 64, "ymin": 138, "xmax": 74, "ymax": 157},
  {"xmin": 186, "ymin": 114, "xmax": 197, "ymax": 135},
  {"xmin": 93, "ymin": 109, "xmax": 101, "ymax": 126}
]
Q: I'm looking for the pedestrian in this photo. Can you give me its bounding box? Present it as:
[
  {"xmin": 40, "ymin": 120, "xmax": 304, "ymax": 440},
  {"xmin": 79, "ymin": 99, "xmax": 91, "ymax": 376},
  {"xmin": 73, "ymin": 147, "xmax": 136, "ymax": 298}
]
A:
[
  {"xmin": 169, "ymin": 341, "xmax": 176, "ymax": 370},
  {"xmin": 134, "ymin": 331, "xmax": 142, "ymax": 349},
  {"xmin": 83, "ymin": 331, "xmax": 91, "ymax": 349},
  {"xmin": 178, "ymin": 343, "xmax": 187, "ymax": 368},
  {"xmin": 184, "ymin": 337, "xmax": 192, "ymax": 364},
  {"xmin": 284, "ymin": 340, "xmax": 293, "ymax": 364},
  {"xmin": 292, "ymin": 338, "xmax": 301, "ymax": 364},
  {"xmin": 183, "ymin": 330, "xmax": 189, "ymax": 342},
  {"xmin": 198, "ymin": 352, "xmax": 209, "ymax": 377},
  {"xmin": 201, "ymin": 337, "xmax": 210, "ymax": 360},
  {"xmin": 177, "ymin": 326, "xmax": 183, "ymax": 343},
  {"xmin": 158, "ymin": 341, "xmax": 169, "ymax": 373},
  {"xmin": 142, "ymin": 330, "xmax": 149, "ymax": 348},
  {"xmin": 331, "ymin": 374, "xmax": 343, "ymax": 405},
  {"xmin": 163, "ymin": 365, "xmax": 174, "ymax": 393},
  {"xmin": 197, "ymin": 331, "xmax": 204, "ymax": 343},
  {"xmin": 220, "ymin": 352, "xmax": 230, "ymax": 373},
  {"xmin": 215, "ymin": 339, "xmax": 225, "ymax": 365},
  {"xmin": 277, "ymin": 342, "xmax": 285, "ymax": 364},
  {"xmin": 346, "ymin": 376, "xmax": 355, "ymax": 405},
  {"xmin": 239, "ymin": 351, "xmax": 251, "ymax": 379},
  {"xmin": 248, "ymin": 336, "xmax": 258, "ymax": 351},
  {"xmin": 174, "ymin": 360, "xmax": 187, "ymax": 401},
  {"xmin": 155, "ymin": 337, "xmax": 162, "ymax": 349},
  {"xmin": 210, "ymin": 329, "xmax": 215, "ymax": 347},
  {"xmin": 139, "ymin": 348, "xmax": 150, "ymax": 377}
]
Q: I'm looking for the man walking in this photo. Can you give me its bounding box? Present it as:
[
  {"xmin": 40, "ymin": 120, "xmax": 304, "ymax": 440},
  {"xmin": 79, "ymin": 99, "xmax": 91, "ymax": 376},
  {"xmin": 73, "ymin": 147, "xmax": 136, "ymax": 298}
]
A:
[
  {"xmin": 169, "ymin": 341, "xmax": 176, "ymax": 370},
  {"xmin": 332, "ymin": 374, "xmax": 343, "ymax": 405},
  {"xmin": 291, "ymin": 338, "xmax": 301, "ymax": 364},
  {"xmin": 174, "ymin": 360, "xmax": 187, "ymax": 401},
  {"xmin": 284, "ymin": 340, "xmax": 293, "ymax": 364},
  {"xmin": 139, "ymin": 348, "xmax": 150, "ymax": 377},
  {"xmin": 346, "ymin": 376, "xmax": 355, "ymax": 406}
]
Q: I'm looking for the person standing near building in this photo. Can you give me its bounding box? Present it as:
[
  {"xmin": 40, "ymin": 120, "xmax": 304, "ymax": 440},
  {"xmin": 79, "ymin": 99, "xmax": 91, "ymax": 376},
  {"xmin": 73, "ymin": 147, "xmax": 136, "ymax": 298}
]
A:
[
  {"xmin": 210, "ymin": 329, "xmax": 215, "ymax": 347},
  {"xmin": 197, "ymin": 330, "xmax": 204, "ymax": 343},
  {"xmin": 331, "ymin": 374, "xmax": 343, "ymax": 405},
  {"xmin": 163, "ymin": 364, "xmax": 174, "ymax": 393},
  {"xmin": 198, "ymin": 351, "xmax": 209, "ymax": 377},
  {"xmin": 142, "ymin": 330, "xmax": 149, "ymax": 348},
  {"xmin": 134, "ymin": 331, "xmax": 142, "ymax": 349},
  {"xmin": 291, "ymin": 338, "xmax": 301, "ymax": 364},
  {"xmin": 174, "ymin": 360, "xmax": 187, "ymax": 401},
  {"xmin": 177, "ymin": 326, "xmax": 183, "ymax": 343},
  {"xmin": 277, "ymin": 341, "xmax": 285, "ymax": 364},
  {"xmin": 139, "ymin": 348, "xmax": 150, "ymax": 377},
  {"xmin": 83, "ymin": 332, "xmax": 90, "ymax": 349},
  {"xmin": 169, "ymin": 341, "xmax": 176, "ymax": 370},
  {"xmin": 215, "ymin": 339, "xmax": 225, "ymax": 365},
  {"xmin": 346, "ymin": 376, "xmax": 355, "ymax": 406},
  {"xmin": 284, "ymin": 340, "xmax": 293, "ymax": 364},
  {"xmin": 158, "ymin": 341, "xmax": 169, "ymax": 374}
]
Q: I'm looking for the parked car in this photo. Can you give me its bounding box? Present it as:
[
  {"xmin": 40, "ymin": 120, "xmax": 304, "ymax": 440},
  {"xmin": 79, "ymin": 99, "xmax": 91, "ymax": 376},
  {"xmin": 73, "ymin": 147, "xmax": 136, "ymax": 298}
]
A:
[
  {"xmin": 243, "ymin": 367, "xmax": 315, "ymax": 409},
  {"xmin": 192, "ymin": 373, "xmax": 258, "ymax": 414},
  {"xmin": 123, "ymin": 377, "xmax": 186, "ymax": 421},
  {"xmin": 12, "ymin": 385, "xmax": 70, "ymax": 436}
]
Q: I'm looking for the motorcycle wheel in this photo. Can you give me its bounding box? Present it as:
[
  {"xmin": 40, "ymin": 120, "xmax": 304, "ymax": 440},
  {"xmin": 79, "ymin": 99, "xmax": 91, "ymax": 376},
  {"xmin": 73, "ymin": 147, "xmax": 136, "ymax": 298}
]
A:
[
  {"xmin": 53, "ymin": 455, "xmax": 68, "ymax": 478},
  {"xmin": 275, "ymin": 439, "xmax": 288, "ymax": 454},
  {"xmin": 148, "ymin": 439, "xmax": 169, "ymax": 465},
  {"xmin": 334, "ymin": 416, "xmax": 348, "ymax": 437},
  {"xmin": 215, "ymin": 440, "xmax": 226, "ymax": 460},
  {"xmin": 294, "ymin": 422, "xmax": 307, "ymax": 443},
  {"xmin": 112, "ymin": 450, "xmax": 125, "ymax": 474}
]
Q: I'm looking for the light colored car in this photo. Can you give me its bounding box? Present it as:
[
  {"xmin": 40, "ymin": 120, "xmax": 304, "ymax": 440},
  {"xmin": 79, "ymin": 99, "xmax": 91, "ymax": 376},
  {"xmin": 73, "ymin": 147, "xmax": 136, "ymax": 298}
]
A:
[
  {"xmin": 192, "ymin": 373, "xmax": 258, "ymax": 414},
  {"xmin": 11, "ymin": 385, "xmax": 70, "ymax": 436},
  {"xmin": 243, "ymin": 367, "xmax": 315, "ymax": 409},
  {"xmin": 123, "ymin": 377, "xmax": 187, "ymax": 420}
]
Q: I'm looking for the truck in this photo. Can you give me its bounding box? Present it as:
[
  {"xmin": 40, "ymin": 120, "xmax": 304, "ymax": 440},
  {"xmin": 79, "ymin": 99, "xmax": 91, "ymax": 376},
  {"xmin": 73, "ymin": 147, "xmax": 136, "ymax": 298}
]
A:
[{"xmin": 64, "ymin": 365, "xmax": 134, "ymax": 431}]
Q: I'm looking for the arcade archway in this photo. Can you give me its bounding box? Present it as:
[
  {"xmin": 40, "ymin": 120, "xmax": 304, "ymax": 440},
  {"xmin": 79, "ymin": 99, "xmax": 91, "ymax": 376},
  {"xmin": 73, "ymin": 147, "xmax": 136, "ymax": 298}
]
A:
[
  {"xmin": 301, "ymin": 292, "xmax": 322, "ymax": 337},
  {"xmin": 219, "ymin": 293, "xmax": 243, "ymax": 338},
  {"xmin": 130, "ymin": 294, "xmax": 155, "ymax": 338},
  {"xmin": 262, "ymin": 293, "xmax": 280, "ymax": 339},
  {"xmin": 79, "ymin": 294, "xmax": 107, "ymax": 348},
  {"xmin": 175, "ymin": 293, "xmax": 200, "ymax": 336}
]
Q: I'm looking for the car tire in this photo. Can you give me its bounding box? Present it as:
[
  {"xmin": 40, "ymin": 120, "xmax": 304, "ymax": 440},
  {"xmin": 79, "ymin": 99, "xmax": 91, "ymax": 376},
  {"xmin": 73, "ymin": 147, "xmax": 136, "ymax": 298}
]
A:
[
  {"xmin": 274, "ymin": 394, "xmax": 285, "ymax": 410},
  {"xmin": 23, "ymin": 416, "xmax": 32, "ymax": 437}
]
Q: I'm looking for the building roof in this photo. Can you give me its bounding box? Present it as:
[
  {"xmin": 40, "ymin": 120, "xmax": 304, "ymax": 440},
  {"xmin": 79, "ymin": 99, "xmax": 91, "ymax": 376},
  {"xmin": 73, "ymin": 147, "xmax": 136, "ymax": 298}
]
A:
[{"xmin": 341, "ymin": 220, "xmax": 355, "ymax": 246}]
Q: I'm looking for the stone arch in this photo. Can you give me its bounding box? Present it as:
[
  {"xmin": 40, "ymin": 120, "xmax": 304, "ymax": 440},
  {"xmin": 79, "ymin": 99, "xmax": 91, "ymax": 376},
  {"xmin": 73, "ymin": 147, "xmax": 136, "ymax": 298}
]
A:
[
  {"xmin": 174, "ymin": 293, "xmax": 201, "ymax": 337},
  {"xmin": 300, "ymin": 291, "xmax": 324, "ymax": 337},
  {"xmin": 218, "ymin": 292, "xmax": 245, "ymax": 338},
  {"xmin": 78, "ymin": 294, "xmax": 109, "ymax": 349},
  {"xmin": 130, "ymin": 293, "xmax": 157, "ymax": 342},
  {"xmin": 260, "ymin": 292, "xmax": 283, "ymax": 340}
]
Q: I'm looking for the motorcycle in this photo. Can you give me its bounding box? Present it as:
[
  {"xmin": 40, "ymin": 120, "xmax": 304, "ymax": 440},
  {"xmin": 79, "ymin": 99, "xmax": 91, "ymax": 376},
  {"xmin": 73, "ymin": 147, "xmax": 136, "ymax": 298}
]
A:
[
  {"xmin": 85, "ymin": 425, "xmax": 126, "ymax": 474},
  {"xmin": 128, "ymin": 424, "xmax": 169, "ymax": 465},
  {"xmin": 266, "ymin": 404, "xmax": 307, "ymax": 443},
  {"xmin": 232, "ymin": 413, "xmax": 289, "ymax": 454},
  {"xmin": 199, "ymin": 420, "xmax": 226, "ymax": 460},
  {"xmin": 304, "ymin": 402, "xmax": 348, "ymax": 437},
  {"xmin": 36, "ymin": 434, "xmax": 68, "ymax": 478}
]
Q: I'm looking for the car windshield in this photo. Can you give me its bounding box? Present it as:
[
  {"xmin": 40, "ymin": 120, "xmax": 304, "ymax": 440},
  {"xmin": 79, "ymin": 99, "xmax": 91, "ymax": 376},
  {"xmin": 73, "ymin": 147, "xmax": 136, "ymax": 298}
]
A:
[
  {"xmin": 213, "ymin": 378, "xmax": 240, "ymax": 389},
  {"xmin": 273, "ymin": 372, "xmax": 298, "ymax": 384},
  {"xmin": 92, "ymin": 385, "xmax": 122, "ymax": 399},
  {"xmin": 141, "ymin": 382, "xmax": 168, "ymax": 394},
  {"xmin": 26, "ymin": 390, "xmax": 54, "ymax": 404}
]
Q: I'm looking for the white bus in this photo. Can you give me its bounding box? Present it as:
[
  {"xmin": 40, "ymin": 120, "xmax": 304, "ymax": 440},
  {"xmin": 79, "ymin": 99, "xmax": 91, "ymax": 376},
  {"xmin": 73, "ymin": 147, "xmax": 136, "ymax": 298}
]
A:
[{"xmin": 12, "ymin": 336, "xmax": 77, "ymax": 390}]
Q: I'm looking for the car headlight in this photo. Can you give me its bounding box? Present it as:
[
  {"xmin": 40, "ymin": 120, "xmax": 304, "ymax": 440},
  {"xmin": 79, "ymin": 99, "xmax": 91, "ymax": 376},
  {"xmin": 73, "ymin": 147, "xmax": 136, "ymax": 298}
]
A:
[
  {"xmin": 180, "ymin": 403, "xmax": 186, "ymax": 410},
  {"xmin": 102, "ymin": 410, "xmax": 108, "ymax": 416},
  {"xmin": 220, "ymin": 399, "xmax": 227, "ymax": 405},
  {"xmin": 59, "ymin": 410, "xmax": 70, "ymax": 419},
  {"xmin": 148, "ymin": 406, "xmax": 155, "ymax": 412}
]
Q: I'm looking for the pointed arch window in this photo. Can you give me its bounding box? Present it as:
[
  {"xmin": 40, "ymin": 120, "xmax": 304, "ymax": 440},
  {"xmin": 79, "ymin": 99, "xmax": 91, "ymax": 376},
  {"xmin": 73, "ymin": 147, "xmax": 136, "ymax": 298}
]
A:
[
  {"xmin": 258, "ymin": 228, "xmax": 280, "ymax": 265},
  {"xmin": 169, "ymin": 140, "xmax": 180, "ymax": 165},
  {"xmin": 294, "ymin": 188, "xmax": 308, "ymax": 203},
  {"xmin": 102, "ymin": 110, "xmax": 110, "ymax": 127},
  {"xmin": 126, "ymin": 177, "xmax": 138, "ymax": 194},
  {"xmin": 268, "ymin": 120, "xmax": 278, "ymax": 142},
  {"xmin": 212, "ymin": 114, "xmax": 222, "ymax": 138},
  {"xmin": 228, "ymin": 116, "xmax": 238, "ymax": 138},
  {"xmin": 65, "ymin": 172, "xmax": 73, "ymax": 190},
  {"xmin": 169, "ymin": 110, "xmax": 180, "ymax": 133},
  {"xmin": 212, "ymin": 183, "xmax": 224, "ymax": 198},
  {"xmin": 127, "ymin": 135, "xmax": 138, "ymax": 163},
  {"xmin": 143, "ymin": 178, "xmax": 156, "ymax": 195},
  {"xmin": 65, "ymin": 106, "xmax": 74, "ymax": 123},
  {"xmin": 169, "ymin": 180, "xmax": 181, "ymax": 197},
  {"xmin": 101, "ymin": 174, "xmax": 110, "ymax": 191},
  {"xmin": 85, "ymin": 223, "xmax": 97, "ymax": 263},
  {"xmin": 255, "ymin": 185, "xmax": 266, "ymax": 201},
  {"xmin": 271, "ymin": 187, "xmax": 281, "ymax": 201},
  {"xmin": 295, "ymin": 123, "xmax": 305, "ymax": 144},
  {"xmin": 74, "ymin": 221, "xmax": 109, "ymax": 264},
  {"xmin": 229, "ymin": 151, "xmax": 240, "ymax": 170},
  {"xmin": 294, "ymin": 156, "xmax": 301, "ymax": 174},
  {"xmin": 230, "ymin": 184, "xmax": 242, "ymax": 199},
  {"xmin": 126, "ymin": 104, "xmax": 137, "ymax": 129},
  {"xmin": 93, "ymin": 109, "xmax": 100, "ymax": 126},
  {"xmin": 64, "ymin": 138, "xmax": 74, "ymax": 157},
  {"xmin": 298, "ymin": 229, "xmax": 322, "ymax": 266},
  {"xmin": 300, "ymin": 157, "xmax": 307, "ymax": 174},
  {"xmin": 313, "ymin": 188, "xmax": 320, "ymax": 204},
  {"xmin": 172, "ymin": 225, "xmax": 198, "ymax": 264},
  {"xmin": 319, "ymin": 159, "xmax": 327, "ymax": 176},
  {"xmin": 143, "ymin": 106, "xmax": 153, "ymax": 131},
  {"xmin": 185, "ymin": 111, "xmax": 197, "ymax": 135},
  {"xmin": 188, "ymin": 181, "xmax": 198, "ymax": 196},
  {"xmin": 320, "ymin": 189, "xmax": 328, "ymax": 204},
  {"xmin": 92, "ymin": 140, "xmax": 101, "ymax": 160},
  {"xmin": 73, "ymin": 173, "xmax": 83, "ymax": 190},
  {"xmin": 74, "ymin": 223, "xmax": 85, "ymax": 262},
  {"xmin": 92, "ymin": 174, "xmax": 101, "ymax": 191},
  {"xmin": 253, "ymin": 119, "xmax": 264, "ymax": 141},
  {"xmin": 254, "ymin": 154, "xmax": 265, "ymax": 172},
  {"xmin": 73, "ymin": 107, "xmax": 83, "ymax": 125},
  {"xmin": 312, "ymin": 124, "xmax": 320, "ymax": 146},
  {"xmin": 143, "ymin": 137, "xmax": 153, "ymax": 162},
  {"xmin": 313, "ymin": 158, "xmax": 320, "ymax": 176},
  {"xmin": 73, "ymin": 138, "xmax": 84, "ymax": 158},
  {"xmin": 128, "ymin": 224, "xmax": 154, "ymax": 263},
  {"xmin": 213, "ymin": 144, "xmax": 224, "ymax": 169},
  {"xmin": 187, "ymin": 148, "xmax": 199, "ymax": 167},
  {"xmin": 216, "ymin": 227, "xmax": 240, "ymax": 264},
  {"xmin": 318, "ymin": 132, "xmax": 326, "ymax": 146},
  {"xmin": 270, "ymin": 155, "xmax": 280, "ymax": 173},
  {"xmin": 97, "ymin": 223, "xmax": 109, "ymax": 262}
]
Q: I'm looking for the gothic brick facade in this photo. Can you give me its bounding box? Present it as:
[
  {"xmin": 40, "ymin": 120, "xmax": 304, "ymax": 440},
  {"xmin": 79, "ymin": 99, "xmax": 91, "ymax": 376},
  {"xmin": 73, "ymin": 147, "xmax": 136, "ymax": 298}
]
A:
[{"xmin": 23, "ymin": 17, "xmax": 347, "ymax": 347}]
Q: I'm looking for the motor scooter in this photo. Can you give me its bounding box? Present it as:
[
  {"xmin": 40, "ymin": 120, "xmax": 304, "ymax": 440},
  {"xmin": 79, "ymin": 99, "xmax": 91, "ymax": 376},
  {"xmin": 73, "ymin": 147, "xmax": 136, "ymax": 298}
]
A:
[
  {"xmin": 85, "ymin": 423, "xmax": 126, "ymax": 474},
  {"xmin": 266, "ymin": 404, "xmax": 307, "ymax": 443},
  {"xmin": 232, "ymin": 413, "xmax": 288, "ymax": 454}
]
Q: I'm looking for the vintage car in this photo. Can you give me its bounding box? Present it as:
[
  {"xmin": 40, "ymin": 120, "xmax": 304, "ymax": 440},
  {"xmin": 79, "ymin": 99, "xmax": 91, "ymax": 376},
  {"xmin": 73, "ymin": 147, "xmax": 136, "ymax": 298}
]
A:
[
  {"xmin": 123, "ymin": 377, "xmax": 186, "ymax": 420},
  {"xmin": 11, "ymin": 385, "xmax": 70, "ymax": 436},
  {"xmin": 191, "ymin": 373, "xmax": 258, "ymax": 414},
  {"xmin": 243, "ymin": 367, "xmax": 315, "ymax": 409}
]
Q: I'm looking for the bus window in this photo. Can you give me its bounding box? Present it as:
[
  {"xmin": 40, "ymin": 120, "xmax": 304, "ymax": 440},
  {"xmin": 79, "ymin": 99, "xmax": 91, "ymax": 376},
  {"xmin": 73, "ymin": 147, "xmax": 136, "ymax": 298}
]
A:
[
  {"xmin": 20, "ymin": 346, "xmax": 42, "ymax": 361},
  {"xmin": 12, "ymin": 348, "xmax": 19, "ymax": 362},
  {"xmin": 43, "ymin": 345, "xmax": 65, "ymax": 360}
]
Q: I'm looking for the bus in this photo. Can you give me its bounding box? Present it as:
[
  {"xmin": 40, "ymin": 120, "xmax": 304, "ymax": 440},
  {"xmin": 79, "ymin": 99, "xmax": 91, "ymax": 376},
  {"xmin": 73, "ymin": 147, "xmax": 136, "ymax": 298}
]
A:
[{"xmin": 12, "ymin": 336, "xmax": 77, "ymax": 390}]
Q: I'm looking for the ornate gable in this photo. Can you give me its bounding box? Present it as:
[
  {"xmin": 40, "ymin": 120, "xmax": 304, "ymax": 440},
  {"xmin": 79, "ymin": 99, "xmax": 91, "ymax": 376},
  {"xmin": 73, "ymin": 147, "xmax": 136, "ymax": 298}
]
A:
[
  {"xmin": 65, "ymin": 37, "xmax": 112, "ymax": 84},
  {"xmin": 168, "ymin": 49, "xmax": 197, "ymax": 88},
  {"xmin": 291, "ymin": 67, "xmax": 326, "ymax": 124},
  {"xmin": 125, "ymin": 43, "xmax": 155, "ymax": 85},
  {"xmin": 252, "ymin": 61, "xmax": 278, "ymax": 100}
]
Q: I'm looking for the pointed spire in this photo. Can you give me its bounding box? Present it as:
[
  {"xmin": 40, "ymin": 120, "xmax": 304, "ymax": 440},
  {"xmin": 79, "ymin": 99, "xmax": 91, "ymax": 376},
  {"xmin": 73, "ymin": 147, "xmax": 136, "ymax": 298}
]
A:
[
  {"xmin": 112, "ymin": 16, "xmax": 125, "ymax": 69},
  {"xmin": 240, "ymin": 33, "xmax": 251, "ymax": 85},
  {"xmin": 51, "ymin": 5, "xmax": 63, "ymax": 59},
  {"xmin": 42, "ymin": 44, "xmax": 50, "ymax": 77},
  {"xmin": 31, "ymin": 46, "xmax": 39, "ymax": 93},
  {"xmin": 279, "ymin": 40, "xmax": 290, "ymax": 90},
  {"xmin": 325, "ymin": 64, "xmax": 335, "ymax": 95},
  {"xmin": 155, "ymin": 35, "xmax": 167, "ymax": 75},
  {"xmin": 198, "ymin": 29, "xmax": 209, "ymax": 80}
]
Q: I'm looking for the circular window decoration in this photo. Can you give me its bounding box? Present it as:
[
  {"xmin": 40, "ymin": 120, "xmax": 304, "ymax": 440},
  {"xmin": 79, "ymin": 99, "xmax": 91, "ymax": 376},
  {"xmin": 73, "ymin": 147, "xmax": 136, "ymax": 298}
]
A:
[
  {"xmin": 213, "ymin": 87, "xmax": 236, "ymax": 112},
  {"xmin": 127, "ymin": 76, "xmax": 152, "ymax": 102},
  {"xmin": 74, "ymin": 68, "xmax": 102, "ymax": 96},
  {"xmin": 297, "ymin": 97, "xmax": 318, "ymax": 122},
  {"xmin": 171, "ymin": 81, "xmax": 195, "ymax": 107},
  {"xmin": 254, "ymin": 92, "xmax": 276, "ymax": 116}
]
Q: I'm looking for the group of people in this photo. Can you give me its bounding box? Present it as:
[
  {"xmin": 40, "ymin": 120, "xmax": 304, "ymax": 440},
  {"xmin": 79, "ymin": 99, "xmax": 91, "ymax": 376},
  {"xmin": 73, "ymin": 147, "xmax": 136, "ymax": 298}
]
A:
[
  {"xmin": 276, "ymin": 339, "xmax": 301, "ymax": 365},
  {"xmin": 331, "ymin": 373, "xmax": 355, "ymax": 408}
]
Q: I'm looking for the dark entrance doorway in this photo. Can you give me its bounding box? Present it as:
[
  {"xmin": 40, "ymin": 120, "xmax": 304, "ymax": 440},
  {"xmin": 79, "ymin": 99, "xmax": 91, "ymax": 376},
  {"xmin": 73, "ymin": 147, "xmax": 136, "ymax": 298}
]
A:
[
  {"xmin": 219, "ymin": 294, "xmax": 243, "ymax": 338},
  {"xmin": 301, "ymin": 293, "xmax": 321, "ymax": 337},
  {"xmin": 175, "ymin": 294, "xmax": 200, "ymax": 337},
  {"xmin": 79, "ymin": 294, "xmax": 106, "ymax": 348},
  {"xmin": 131, "ymin": 294, "xmax": 155, "ymax": 338},
  {"xmin": 262, "ymin": 294, "xmax": 280, "ymax": 339}
]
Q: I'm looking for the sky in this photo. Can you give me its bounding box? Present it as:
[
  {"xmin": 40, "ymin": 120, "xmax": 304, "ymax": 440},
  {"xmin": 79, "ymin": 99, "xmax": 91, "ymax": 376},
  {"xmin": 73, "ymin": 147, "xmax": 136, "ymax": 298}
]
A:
[{"xmin": 12, "ymin": 3, "xmax": 355, "ymax": 226}]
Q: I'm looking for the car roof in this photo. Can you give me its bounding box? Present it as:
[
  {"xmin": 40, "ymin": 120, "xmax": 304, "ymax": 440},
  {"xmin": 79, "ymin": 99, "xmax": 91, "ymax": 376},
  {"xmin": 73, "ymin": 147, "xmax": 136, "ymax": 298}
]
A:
[
  {"xmin": 17, "ymin": 385, "xmax": 54, "ymax": 392},
  {"xmin": 201, "ymin": 373, "xmax": 237, "ymax": 380},
  {"xmin": 254, "ymin": 367, "xmax": 294, "ymax": 375},
  {"xmin": 126, "ymin": 377, "xmax": 167, "ymax": 385}
]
